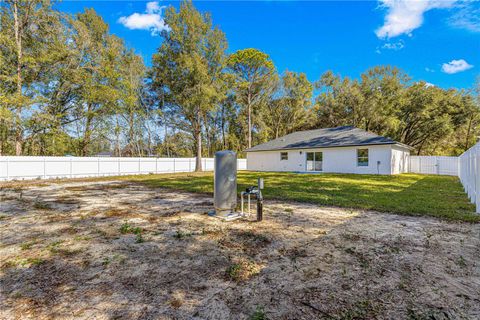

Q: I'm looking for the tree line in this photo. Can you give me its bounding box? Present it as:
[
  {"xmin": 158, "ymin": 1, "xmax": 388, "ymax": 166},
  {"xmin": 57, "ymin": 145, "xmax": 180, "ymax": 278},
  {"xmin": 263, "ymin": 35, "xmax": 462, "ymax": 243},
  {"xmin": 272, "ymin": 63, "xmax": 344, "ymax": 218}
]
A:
[{"xmin": 1, "ymin": 0, "xmax": 479, "ymax": 170}]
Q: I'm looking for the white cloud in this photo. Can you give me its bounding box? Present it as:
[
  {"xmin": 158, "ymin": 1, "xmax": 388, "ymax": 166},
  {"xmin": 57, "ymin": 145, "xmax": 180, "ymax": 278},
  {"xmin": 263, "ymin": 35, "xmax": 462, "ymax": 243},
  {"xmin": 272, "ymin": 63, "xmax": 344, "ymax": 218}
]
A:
[
  {"xmin": 118, "ymin": 1, "xmax": 169, "ymax": 35},
  {"xmin": 382, "ymin": 40, "xmax": 405, "ymax": 50},
  {"xmin": 375, "ymin": 40, "xmax": 405, "ymax": 54},
  {"xmin": 449, "ymin": 5, "xmax": 480, "ymax": 32},
  {"xmin": 376, "ymin": 0, "xmax": 457, "ymax": 38},
  {"xmin": 146, "ymin": 1, "xmax": 161, "ymax": 14},
  {"xmin": 425, "ymin": 82, "xmax": 435, "ymax": 87},
  {"xmin": 441, "ymin": 59, "xmax": 474, "ymax": 74},
  {"xmin": 425, "ymin": 67, "xmax": 435, "ymax": 73}
]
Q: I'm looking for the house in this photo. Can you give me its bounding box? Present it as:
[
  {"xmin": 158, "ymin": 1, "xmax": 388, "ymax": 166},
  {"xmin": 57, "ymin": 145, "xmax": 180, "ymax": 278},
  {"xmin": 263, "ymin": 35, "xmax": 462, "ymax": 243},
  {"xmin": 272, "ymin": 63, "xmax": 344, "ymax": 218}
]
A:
[{"xmin": 245, "ymin": 126, "xmax": 412, "ymax": 175}]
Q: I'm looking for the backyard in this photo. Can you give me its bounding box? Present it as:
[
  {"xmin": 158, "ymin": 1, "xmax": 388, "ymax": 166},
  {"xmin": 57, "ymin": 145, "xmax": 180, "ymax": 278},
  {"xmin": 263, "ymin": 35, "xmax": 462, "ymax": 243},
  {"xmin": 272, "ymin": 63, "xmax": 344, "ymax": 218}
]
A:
[
  {"xmin": 1, "ymin": 173, "xmax": 479, "ymax": 319},
  {"xmin": 119, "ymin": 172, "xmax": 476, "ymax": 222}
]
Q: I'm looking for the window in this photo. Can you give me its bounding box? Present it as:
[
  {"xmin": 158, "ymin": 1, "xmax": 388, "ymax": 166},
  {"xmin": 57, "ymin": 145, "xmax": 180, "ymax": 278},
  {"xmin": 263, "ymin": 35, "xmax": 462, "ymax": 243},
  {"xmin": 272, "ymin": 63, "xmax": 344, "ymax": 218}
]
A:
[
  {"xmin": 357, "ymin": 149, "xmax": 369, "ymax": 167},
  {"xmin": 306, "ymin": 152, "xmax": 323, "ymax": 171},
  {"xmin": 280, "ymin": 152, "xmax": 288, "ymax": 160}
]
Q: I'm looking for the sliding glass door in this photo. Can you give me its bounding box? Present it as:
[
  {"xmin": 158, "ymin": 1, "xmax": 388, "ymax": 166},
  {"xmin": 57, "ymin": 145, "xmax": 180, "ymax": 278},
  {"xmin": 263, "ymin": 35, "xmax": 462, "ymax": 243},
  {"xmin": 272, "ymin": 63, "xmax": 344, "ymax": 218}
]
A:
[{"xmin": 306, "ymin": 152, "xmax": 323, "ymax": 171}]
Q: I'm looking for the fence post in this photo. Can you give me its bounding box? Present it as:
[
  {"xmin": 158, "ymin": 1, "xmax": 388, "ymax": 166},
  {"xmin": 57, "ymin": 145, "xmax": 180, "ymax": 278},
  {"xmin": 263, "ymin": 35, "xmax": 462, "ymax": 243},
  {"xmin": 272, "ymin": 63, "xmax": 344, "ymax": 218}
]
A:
[
  {"xmin": 474, "ymin": 153, "xmax": 480, "ymax": 213},
  {"xmin": 173, "ymin": 158, "xmax": 176, "ymax": 173},
  {"xmin": 97, "ymin": 157, "xmax": 100, "ymax": 177},
  {"xmin": 70, "ymin": 158, "xmax": 73, "ymax": 178},
  {"xmin": 470, "ymin": 153, "xmax": 474, "ymax": 201},
  {"xmin": 43, "ymin": 157, "xmax": 47, "ymax": 179},
  {"xmin": 118, "ymin": 158, "xmax": 121, "ymax": 176},
  {"xmin": 189, "ymin": 158, "xmax": 191, "ymax": 172},
  {"xmin": 458, "ymin": 157, "xmax": 461, "ymax": 179},
  {"xmin": 6, "ymin": 157, "xmax": 9, "ymax": 180}
]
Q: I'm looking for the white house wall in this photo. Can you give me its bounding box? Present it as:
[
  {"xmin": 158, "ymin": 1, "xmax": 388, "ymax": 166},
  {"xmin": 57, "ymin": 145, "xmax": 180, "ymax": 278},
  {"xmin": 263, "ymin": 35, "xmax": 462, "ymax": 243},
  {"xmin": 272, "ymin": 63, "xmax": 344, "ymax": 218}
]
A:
[
  {"xmin": 391, "ymin": 145, "xmax": 410, "ymax": 174},
  {"xmin": 247, "ymin": 145, "xmax": 400, "ymax": 174}
]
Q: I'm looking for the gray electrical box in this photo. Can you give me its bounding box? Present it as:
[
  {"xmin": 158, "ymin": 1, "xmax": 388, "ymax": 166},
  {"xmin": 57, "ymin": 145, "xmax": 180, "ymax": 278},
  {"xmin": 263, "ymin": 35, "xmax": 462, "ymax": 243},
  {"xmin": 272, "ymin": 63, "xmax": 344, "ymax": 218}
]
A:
[{"xmin": 214, "ymin": 150, "xmax": 237, "ymax": 216}]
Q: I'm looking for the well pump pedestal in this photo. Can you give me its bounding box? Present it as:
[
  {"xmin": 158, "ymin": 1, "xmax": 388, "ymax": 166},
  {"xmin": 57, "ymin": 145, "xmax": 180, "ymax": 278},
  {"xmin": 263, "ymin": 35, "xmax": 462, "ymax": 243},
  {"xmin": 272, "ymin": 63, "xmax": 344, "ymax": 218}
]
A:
[{"xmin": 213, "ymin": 151, "xmax": 241, "ymax": 220}]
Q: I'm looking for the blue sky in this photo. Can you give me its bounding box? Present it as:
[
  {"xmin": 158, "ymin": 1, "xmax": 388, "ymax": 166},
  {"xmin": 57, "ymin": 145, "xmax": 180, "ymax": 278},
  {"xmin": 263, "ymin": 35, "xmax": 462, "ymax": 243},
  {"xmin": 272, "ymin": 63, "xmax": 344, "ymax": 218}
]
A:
[{"xmin": 58, "ymin": 1, "xmax": 479, "ymax": 90}]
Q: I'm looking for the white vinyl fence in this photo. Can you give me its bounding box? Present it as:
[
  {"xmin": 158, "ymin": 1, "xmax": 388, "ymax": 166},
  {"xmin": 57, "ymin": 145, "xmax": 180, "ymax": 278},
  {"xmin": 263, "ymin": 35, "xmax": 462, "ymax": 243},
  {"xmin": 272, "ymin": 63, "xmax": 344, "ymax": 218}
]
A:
[
  {"xmin": 459, "ymin": 143, "xmax": 480, "ymax": 213},
  {"xmin": 0, "ymin": 156, "xmax": 247, "ymax": 181},
  {"xmin": 410, "ymin": 146, "xmax": 480, "ymax": 213},
  {"xmin": 409, "ymin": 156, "xmax": 459, "ymax": 176}
]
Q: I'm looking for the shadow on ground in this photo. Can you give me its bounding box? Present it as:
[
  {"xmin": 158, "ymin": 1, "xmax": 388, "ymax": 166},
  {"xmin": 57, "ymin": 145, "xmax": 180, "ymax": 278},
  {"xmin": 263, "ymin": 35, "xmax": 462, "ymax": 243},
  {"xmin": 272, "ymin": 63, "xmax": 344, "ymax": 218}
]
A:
[{"xmin": 1, "ymin": 181, "xmax": 479, "ymax": 319}]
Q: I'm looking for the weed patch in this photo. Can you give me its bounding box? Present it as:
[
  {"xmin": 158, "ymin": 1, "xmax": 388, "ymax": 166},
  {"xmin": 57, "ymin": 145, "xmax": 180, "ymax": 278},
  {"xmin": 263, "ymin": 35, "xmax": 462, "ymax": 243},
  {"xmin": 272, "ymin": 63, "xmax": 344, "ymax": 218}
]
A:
[
  {"xmin": 174, "ymin": 230, "xmax": 192, "ymax": 239},
  {"xmin": 19, "ymin": 257, "xmax": 45, "ymax": 267},
  {"xmin": 250, "ymin": 306, "xmax": 266, "ymax": 320},
  {"xmin": 457, "ymin": 256, "xmax": 467, "ymax": 268},
  {"xmin": 20, "ymin": 240, "xmax": 38, "ymax": 250},
  {"xmin": 119, "ymin": 221, "xmax": 144, "ymax": 242},
  {"xmin": 225, "ymin": 259, "xmax": 262, "ymax": 282},
  {"xmin": 47, "ymin": 240, "xmax": 65, "ymax": 254},
  {"xmin": 33, "ymin": 201, "xmax": 53, "ymax": 210}
]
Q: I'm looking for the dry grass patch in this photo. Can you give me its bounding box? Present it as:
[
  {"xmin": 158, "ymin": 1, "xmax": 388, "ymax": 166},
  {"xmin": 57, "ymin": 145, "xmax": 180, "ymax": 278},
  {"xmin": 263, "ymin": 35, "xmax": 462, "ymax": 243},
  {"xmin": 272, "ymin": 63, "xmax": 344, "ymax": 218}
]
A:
[
  {"xmin": 225, "ymin": 258, "xmax": 263, "ymax": 282},
  {"xmin": 55, "ymin": 195, "xmax": 81, "ymax": 205},
  {"xmin": 103, "ymin": 208, "xmax": 132, "ymax": 218},
  {"xmin": 33, "ymin": 201, "xmax": 54, "ymax": 210},
  {"xmin": 0, "ymin": 180, "xmax": 479, "ymax": 319},
  {"xmin": 64, "ymin": 183, "xmax": 127, "ymax": 192}
]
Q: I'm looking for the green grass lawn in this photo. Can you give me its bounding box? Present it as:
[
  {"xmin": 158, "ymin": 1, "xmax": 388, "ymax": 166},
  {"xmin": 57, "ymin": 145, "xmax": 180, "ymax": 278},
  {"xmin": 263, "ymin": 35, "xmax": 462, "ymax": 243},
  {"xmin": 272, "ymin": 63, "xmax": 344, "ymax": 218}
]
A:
[{"xmin": 120, "ymin": 171, "xmax": 478, "ymax": 222}]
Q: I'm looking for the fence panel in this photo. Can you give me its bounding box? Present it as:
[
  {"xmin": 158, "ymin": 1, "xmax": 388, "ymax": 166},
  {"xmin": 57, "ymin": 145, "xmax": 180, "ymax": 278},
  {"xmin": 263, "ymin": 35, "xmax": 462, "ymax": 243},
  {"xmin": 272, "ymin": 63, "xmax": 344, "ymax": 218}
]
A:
[
  {"xmin": 409, "ymin": 156, "xmax": 459, "ymax": 176},
  {"xmin": 0, "ymin": 156, "xmax": 247, "ymax": 181},
  {"xmin": 459, "ymin": 143, "xmax": 480, "ymax": 213}
]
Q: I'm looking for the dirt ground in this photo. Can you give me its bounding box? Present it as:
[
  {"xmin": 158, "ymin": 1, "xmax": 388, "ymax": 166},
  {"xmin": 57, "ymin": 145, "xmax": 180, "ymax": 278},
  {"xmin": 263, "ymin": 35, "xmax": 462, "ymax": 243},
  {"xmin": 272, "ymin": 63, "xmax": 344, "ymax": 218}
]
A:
[{"xmin": 0, "ymin": 181, "xmax": 479, "ymax": 320}]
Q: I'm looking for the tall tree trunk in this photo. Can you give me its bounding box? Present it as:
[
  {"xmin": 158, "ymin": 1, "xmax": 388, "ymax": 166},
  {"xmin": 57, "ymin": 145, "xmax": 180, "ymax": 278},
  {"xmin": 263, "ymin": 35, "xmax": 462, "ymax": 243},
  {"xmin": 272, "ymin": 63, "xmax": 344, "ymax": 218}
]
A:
[
  {"xmin": 164, "ymin": 122, "xmax": 170, "ymax": 157},
  {"xmin": 128, "ymin": 111, "xmax": 135, "ymax": 156},
  {"xmin": 247, "ymin": 93, "xmax": 252, "ymax": 149},
  {"xmin": 0, "ymin": 119, "xmax": 4, "ymax": 156},
  {"xmin": 205, "ymin": 122, "xmax": 210, "ymax": 157},
  {"xmin": 195, "ymin": 127, "xmax": 202, "ymax": 172},
  {"xmin": 352, "ymin": 104, "xmax": 356, "ymax": 127},
  {"xmin": 81, "ymin": 105, "xmax": 93, "ymax": 156},
  {"xmin": 364, "ymin": 119, "xmax": 369, "ymax": 132},
  {"xmin": 115, "ymin": 115, "xmax": 121, "ymax": 156},
  {"xmin": 221, "ymin": 105, "xmax": 226, "ymax": 149},
  {"xmin": 417, "ymin": 140, "xmax": 425, "ymax": 156},
  {"xmin": 146, "ymin": 122, "xmax": 153, "ymax": 156},
  {"xmin": 13, "ymin": 0, "xmax": 23, "ymax": 155}
]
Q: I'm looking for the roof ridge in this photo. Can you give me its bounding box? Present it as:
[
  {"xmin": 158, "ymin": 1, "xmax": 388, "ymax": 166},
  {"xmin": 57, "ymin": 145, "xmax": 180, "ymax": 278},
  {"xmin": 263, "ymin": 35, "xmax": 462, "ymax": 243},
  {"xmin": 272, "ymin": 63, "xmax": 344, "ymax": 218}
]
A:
[{"xmin": 272, "ymin": 125, "xmax": 357, "ymax": 139}]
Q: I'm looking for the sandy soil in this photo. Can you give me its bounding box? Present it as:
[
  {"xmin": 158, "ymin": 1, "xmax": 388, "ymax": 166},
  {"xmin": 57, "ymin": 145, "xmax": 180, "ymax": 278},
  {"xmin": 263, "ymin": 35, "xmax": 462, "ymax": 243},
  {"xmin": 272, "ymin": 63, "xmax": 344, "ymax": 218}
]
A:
[{"xmin": 0, "ymin": 180, "xmax": 479, "ymax": 320}]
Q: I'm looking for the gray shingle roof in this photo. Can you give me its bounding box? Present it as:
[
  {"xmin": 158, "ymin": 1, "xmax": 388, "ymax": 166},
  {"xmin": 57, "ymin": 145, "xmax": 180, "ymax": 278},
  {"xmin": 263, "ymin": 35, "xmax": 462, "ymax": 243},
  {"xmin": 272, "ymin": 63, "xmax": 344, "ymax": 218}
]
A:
[{"xmin": 246, "ymin": 126, "xmax": 411, "ymax": 152}]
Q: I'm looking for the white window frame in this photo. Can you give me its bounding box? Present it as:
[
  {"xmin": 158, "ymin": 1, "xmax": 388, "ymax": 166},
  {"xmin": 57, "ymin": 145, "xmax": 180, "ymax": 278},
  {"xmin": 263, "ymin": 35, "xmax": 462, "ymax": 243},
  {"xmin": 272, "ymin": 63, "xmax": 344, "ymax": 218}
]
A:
[
  {"xmin": 306, "ymin": 151, "xmax": 323, "ymax": 171},
  {"xmin": 357, "ymin": 148, "xmax": 369, "ymax": 167}
]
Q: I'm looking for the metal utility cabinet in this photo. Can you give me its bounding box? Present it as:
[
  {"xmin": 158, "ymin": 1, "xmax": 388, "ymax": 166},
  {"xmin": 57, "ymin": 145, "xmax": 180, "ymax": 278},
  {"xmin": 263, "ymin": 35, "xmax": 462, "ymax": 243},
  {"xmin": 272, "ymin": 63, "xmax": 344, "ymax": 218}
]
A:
[{"xmin": 214, "ymin": 151, "xmax": 237, "ymax": 215}]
